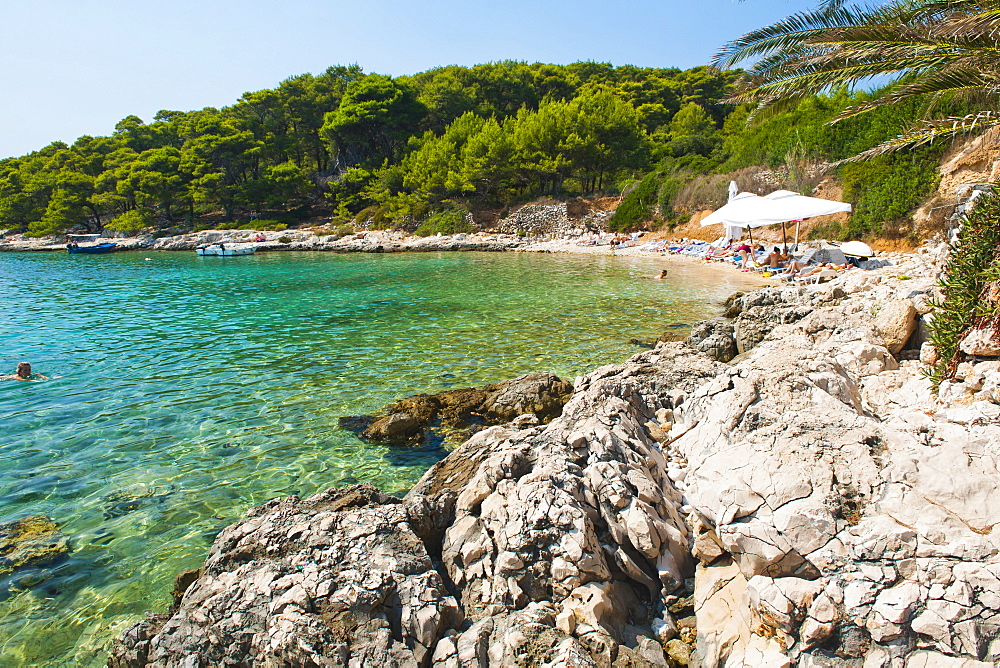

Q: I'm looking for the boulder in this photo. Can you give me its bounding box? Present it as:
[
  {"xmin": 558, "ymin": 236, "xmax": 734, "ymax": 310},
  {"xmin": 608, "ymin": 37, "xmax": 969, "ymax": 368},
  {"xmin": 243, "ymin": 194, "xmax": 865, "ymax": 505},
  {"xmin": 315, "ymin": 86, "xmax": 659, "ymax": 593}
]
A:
[
  {"xmin": 687, "ymin": 320, "xmax": 737, "ymax": 362},
  {"xmin": 960, "ymin": 323, "xmax": 1000, "ymax": 357},
  {"xmin": 481, "ymin": 371, "xmax": 573, "ymax": 422},
  {"xmin": 733, "ymin": 304, "xmax": 813, "ymax": 354},
  {"xmin": 874, "ymin": 298, "xmax": 918, "ymax": 353},
  {"xmin": 110, "ymin": 484, "xmax": 463, "ymax": 667}
]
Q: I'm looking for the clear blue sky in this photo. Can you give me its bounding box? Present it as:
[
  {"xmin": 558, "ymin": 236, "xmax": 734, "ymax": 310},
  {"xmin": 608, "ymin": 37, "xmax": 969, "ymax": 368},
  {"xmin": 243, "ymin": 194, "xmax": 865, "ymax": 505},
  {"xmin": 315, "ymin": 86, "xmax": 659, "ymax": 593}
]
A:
[{"xmin": 1, "ymin": 0, "xmax": 816, "ymax": 159}]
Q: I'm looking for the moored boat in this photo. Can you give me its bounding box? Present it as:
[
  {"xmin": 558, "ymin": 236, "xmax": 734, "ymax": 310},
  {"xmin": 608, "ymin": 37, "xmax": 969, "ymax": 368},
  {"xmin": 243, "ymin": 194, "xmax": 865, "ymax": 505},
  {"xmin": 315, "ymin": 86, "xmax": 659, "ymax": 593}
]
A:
[
  {"xmin": 66, "ymin": 234, "xmax": 117, "ymax": 254},
  {"xmin": 195, "ymin": 243, "xmax": 256, "ymax": 256}
]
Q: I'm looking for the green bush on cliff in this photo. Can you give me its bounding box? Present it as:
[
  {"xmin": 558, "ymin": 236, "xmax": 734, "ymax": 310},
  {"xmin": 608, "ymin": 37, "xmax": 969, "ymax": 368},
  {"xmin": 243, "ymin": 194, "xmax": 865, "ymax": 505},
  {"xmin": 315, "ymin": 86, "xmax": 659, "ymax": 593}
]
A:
[
  {"xmin": 609, "ymin": 172, "xmax": 662, "ymax": 231},
  {"xmin": 839, "ymin": 148, "xmax": 942, "ymax": 240},
  {"xmin": 927, "ymin": 189, "xmax": 1000, "ymax": 388}
]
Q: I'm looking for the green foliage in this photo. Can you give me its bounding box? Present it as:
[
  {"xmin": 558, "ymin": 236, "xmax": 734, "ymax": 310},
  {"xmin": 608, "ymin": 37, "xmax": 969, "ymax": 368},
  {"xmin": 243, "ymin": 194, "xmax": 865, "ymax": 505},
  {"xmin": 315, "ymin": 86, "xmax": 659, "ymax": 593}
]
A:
[
  {"xmin": 106, "ymin": 208, "xmax": 153, "ymax": 232},
  {"xmin": 355, "ymin": 205, "xmax": 390, "ymax": 229},
  {"xmin": 716, "ymin": 0, "xmax": 1000, "ymax": 160},
  {"xmin": 414, "ymin": 208, "xmax": 473, "ymax": 236},
  {"xmin": 657, "ymin": 177, "xmax": 684, "ymax": 215},
  {"xmin": 217, "ymin": 219, "xmax": 287, "ymax": 231},
  {"xmin": 8, "ymin": 57, "xmax": 949, "ymax": 238},
  {"xmin": 384, "ymin": 89, "xmax": 650, "ymax": 215},
  {"xmin": 609, "ymin": 172, "xmax": 662, "ymax": 231},
  {"xmin": 927, "ymin": 190, "xmax": 1000, "ymax": 388},
  {"xmin": 321, "ymin": 74, "xmax": 427, "ymax": 168},
  {"xmin": 327, "ymin": 167, "xmax": 376, "ymax": 216},
  {"xmin": 256, "ymin": 220, "xmax": 288, "ymax": 231},
  {"xmin": 840, "ymin": 148, "xmax": 941, "ymax": 239}
]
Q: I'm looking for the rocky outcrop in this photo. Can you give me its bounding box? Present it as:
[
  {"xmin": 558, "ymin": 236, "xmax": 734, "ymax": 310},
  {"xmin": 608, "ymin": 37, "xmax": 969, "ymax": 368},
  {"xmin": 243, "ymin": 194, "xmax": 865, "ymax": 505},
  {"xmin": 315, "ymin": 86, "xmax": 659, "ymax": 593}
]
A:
[
  {"xmin": 686, "ymin": 320, "xmax": 737, "ymax": 362},
  {"xmin": 112, "ymin": 344, "xmax": 725, "ymax": 666},
  {"xmin": 494, "ymin": 203, "xmax": 571, "ymax": 236},
  {"xmin": 147, "ymin": 229, "xmax": 530, "ymax": 253},
  {"xmin": 342, "ymin": 372, "xmax": 574, "ymax": 446},
  {"xmin": 109, "ymin": 485, "xmax": 461, "ymax": 667},
  {"xmin": 111, "ymin": 242, "xmax": 1000, "ymax": 667}
]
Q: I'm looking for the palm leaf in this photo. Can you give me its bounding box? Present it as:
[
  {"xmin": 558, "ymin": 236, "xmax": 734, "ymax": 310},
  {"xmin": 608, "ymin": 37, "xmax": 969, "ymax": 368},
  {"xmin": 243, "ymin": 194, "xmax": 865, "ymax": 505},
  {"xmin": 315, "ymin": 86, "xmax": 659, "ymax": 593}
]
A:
[
  {"xmin": 721, "ymin": 0, "xmax": 1000, "ymax": 160},
  {"xmin": 834, "ymin": 111, "xmax": 1000, "ymax": 162}
]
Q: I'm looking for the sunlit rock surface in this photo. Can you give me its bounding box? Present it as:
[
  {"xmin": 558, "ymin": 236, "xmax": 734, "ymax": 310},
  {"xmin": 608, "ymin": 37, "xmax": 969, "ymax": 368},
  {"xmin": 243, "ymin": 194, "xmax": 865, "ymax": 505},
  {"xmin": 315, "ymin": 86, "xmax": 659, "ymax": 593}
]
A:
[{"xmin": 111, "ymin": 242, "xmax": 1000, "ymax": 667}]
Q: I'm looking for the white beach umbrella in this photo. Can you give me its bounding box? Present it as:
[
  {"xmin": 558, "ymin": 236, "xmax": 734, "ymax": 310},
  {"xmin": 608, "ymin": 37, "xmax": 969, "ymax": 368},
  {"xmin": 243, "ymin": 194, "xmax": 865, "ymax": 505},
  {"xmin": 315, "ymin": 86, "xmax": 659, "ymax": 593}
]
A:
[
  {"xmin": 701, "ymin": 190, "xmax": 852, "ymax": 249},
  {"xmin": 840, "ymin": 240, "xmax": 874, "ymax": 257},
  {"xmin": 751, "ymin": 190, "xmax": 852, "ymax": 249},
  {"xmin": 700, "ymin": 191, "xmax": 765, "ymax": 244}
]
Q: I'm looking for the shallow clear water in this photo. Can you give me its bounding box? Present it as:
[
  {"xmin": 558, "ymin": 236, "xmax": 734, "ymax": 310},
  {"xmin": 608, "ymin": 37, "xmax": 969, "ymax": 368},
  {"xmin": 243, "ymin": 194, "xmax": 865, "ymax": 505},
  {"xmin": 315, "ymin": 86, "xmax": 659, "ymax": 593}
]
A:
[{"xmin": 0, "ymin": 249, "xmax": 757, "ymax": 665}]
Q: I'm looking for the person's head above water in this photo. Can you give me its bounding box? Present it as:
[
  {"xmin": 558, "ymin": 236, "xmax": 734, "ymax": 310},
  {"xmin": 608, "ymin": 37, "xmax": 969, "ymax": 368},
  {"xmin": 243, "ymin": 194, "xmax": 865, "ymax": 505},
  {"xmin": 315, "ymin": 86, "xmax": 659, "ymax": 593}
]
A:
[{"xmin": 16, "ymin": 362, "xmax": 31, "ymax": 378}]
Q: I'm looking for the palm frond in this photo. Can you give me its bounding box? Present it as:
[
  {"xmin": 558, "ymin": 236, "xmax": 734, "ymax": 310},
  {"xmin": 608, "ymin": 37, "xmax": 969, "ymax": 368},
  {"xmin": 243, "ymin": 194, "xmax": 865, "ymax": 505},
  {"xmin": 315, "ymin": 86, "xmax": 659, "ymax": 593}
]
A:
[
  {"xmin": 723, "ymin": 0, "xmax": 1000, "ymax": 161},
  {"xmin": 714, "ymin": 3, "xmax": 893, "ymax": 68},
  {"xmin": 834, "ymin": 111, "xmax": 1000, "ymax": 162}
]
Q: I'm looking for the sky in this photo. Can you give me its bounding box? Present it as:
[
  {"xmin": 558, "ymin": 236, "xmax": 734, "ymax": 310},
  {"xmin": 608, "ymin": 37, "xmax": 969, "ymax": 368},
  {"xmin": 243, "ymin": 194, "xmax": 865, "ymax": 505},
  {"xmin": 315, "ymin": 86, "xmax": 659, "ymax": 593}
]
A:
[{"xmin": 0, "ymin": 0, "xmax": 817, "ymax": 159}]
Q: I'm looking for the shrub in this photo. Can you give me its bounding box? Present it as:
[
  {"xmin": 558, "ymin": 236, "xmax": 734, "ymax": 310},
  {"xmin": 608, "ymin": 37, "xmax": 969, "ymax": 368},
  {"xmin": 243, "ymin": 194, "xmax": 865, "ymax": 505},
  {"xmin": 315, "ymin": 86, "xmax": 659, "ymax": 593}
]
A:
[
  {"xmin": 250, "ymin": 219, "xmax": 287, "ymax": 231},
  {"xmin": 609, "ymin": 173, "xmax": 662, "ymax": 231},
  {"xmin": 414, "ymin": 208, "xmax": 473, "ymax": 237},
  {"xmin": 927, "ymin": 189, "xmax": 1000, "ymax": 388},
  {"xmin": 840, "ymin": 148, "xmax": 941, "ymax": 239},
  {"xmin": 277, "ymin": 236, "xmax": 292, "ymax": 244},
  {"xmin": 355, "ymin": 205, "xmax": 389, "ymax": 229},
  {"xmin": 106, "ymin": 209, "xmax": 153, "ymax": 232}
]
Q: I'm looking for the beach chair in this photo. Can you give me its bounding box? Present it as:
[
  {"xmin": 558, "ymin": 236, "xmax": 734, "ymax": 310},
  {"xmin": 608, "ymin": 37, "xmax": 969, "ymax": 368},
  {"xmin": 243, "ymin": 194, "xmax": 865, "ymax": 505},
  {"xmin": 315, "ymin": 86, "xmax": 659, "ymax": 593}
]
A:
[{"xmin": 801, "ymin": 269, "xmax": 839, "ymax": 284}]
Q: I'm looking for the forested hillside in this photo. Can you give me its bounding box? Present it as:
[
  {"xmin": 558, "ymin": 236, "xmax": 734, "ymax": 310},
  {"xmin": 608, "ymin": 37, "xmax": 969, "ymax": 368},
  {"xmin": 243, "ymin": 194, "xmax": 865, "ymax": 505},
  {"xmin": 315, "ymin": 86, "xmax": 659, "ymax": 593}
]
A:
[{"xmin": 0, "ymin": 60, "xmax": 944, "ymax": 240}]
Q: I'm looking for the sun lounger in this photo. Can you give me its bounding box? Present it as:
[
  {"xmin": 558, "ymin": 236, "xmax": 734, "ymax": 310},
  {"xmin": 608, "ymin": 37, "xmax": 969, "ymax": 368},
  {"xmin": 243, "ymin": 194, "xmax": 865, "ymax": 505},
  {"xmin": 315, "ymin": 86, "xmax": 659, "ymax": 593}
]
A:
[{"xmin": 800, "ymin": 269, "xmax": 839, "ymax": 284}]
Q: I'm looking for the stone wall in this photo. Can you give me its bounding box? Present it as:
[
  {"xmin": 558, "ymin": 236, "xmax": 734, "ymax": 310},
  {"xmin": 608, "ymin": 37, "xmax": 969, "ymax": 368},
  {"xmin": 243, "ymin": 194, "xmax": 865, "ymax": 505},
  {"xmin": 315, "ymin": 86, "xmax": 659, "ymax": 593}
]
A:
[{"xmin": 493, "ymin": 203, "xmax": 614, "ymax": 237}]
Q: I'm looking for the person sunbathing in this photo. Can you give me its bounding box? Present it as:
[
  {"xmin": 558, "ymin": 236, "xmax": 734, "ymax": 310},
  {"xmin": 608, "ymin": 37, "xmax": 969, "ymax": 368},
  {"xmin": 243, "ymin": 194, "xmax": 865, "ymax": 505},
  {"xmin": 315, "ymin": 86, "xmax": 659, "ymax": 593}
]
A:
[
  {"xmin": 764, "ymin": 247, "xmax": 787, "ymax": 268},
  {"xmin": 783, "ymin": 262, "xmax": 851, "ymax": 279}
]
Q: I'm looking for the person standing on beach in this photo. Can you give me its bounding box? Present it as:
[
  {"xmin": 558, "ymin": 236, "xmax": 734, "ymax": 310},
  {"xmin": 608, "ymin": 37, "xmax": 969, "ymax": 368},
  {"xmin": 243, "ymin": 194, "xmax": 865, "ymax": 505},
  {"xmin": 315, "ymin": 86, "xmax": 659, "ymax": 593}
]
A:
[{"xmin": 1, "ymin": 362, "xmax": 48, "ymax": 381}]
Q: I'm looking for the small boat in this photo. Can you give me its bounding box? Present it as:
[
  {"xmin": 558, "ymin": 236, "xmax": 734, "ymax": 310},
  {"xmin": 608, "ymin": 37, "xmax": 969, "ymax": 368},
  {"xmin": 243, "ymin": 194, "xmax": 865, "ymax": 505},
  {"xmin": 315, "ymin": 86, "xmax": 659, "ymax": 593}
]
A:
[
  {"xmin": 67, "ymin": 234, "xmax": 117, "ymax": 254},
  {"xmin": 195, "ymin": 243, "xmax": 256, "ymax": 257}
]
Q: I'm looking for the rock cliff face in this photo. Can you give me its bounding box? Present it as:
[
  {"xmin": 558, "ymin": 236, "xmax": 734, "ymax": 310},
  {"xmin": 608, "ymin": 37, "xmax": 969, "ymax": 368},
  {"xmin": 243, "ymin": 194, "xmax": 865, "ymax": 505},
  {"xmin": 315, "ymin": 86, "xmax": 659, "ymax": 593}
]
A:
[{"xmin": 110, "ymin": 244, "xmax": 1000, "ymax": 667}]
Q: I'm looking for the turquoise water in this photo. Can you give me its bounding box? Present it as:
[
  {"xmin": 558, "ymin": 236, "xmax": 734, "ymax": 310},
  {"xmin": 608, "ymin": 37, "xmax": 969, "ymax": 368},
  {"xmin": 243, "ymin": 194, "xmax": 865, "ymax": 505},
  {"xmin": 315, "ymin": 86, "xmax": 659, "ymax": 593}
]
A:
[{"xmin": 0, "ymin": 250, "xmax": 756, "ymax": 665}]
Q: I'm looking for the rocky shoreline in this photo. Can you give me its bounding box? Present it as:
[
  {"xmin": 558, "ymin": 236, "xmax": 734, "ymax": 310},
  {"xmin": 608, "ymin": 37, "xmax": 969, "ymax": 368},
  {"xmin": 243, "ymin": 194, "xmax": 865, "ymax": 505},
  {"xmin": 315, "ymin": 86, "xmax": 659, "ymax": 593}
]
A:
[{"xmin": 107, "ymin": 241, "xmax": 1000, "ymax": 667}]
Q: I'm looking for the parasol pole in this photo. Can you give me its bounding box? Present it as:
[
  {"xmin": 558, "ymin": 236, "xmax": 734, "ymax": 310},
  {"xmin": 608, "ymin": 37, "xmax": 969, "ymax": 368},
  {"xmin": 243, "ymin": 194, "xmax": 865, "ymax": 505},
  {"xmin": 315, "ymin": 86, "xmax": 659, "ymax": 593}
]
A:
[
  {"xmin": 794, "ymin": 220, "xmax": 801, "ymax": 250},
  {"xmin": 781, "ymin": 221, "xmax": 788, "ymax": 254}
]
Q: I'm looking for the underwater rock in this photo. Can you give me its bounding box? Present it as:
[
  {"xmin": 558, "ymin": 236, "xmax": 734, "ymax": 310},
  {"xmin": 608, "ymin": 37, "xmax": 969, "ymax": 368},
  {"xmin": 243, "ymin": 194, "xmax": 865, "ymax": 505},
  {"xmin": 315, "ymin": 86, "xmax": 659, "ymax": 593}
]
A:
[
  {"xmin": 343, "ymin": 371, "xmax": 573, "ymax": 446},
  {"xmin": 102, "ymin": 484, "xmax": 170, "ymax": 518},
  {"xmin": 0, "ymin": 515, "xmax": 70, "ymax": 575}
]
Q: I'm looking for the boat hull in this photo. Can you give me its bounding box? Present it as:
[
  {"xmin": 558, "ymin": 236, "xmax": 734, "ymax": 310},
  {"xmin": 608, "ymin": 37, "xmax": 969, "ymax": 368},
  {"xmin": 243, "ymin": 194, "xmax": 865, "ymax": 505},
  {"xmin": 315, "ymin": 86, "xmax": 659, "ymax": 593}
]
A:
[
  {"xmin": 68, "ymin": 243, "xmax": 117, "ymax": 254},
  {"xmin": 196, "ymin": 246, "xmax": 256, "ymax": 256}
]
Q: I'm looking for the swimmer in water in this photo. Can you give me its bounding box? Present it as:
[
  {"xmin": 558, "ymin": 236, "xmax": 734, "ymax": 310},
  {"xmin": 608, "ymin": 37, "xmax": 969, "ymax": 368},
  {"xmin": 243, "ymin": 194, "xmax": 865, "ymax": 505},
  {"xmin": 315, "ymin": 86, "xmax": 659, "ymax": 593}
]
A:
[
  {"xmin": 655, "ymin": 269, "xmax": 669, "ymax": 279},
  {"xmin": 1, "ymin": 362, "xmax": 48, "ymax": 381}
]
